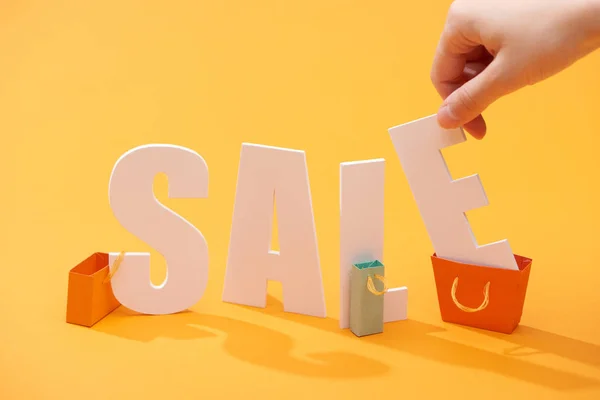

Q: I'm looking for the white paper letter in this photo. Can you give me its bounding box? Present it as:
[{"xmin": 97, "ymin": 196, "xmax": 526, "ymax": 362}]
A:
[
  {"xmin": 388, "ymin": 115, "xmax": 518, "ymax": 270},
  {"xmin": 222, "ymin": 143, "xmax": 326, "ymax": 317},
  {"xmin": 108, "ymin": 144, "xmax": 209, "ymax": 314},
  {"xmin": 339, "ymin": 159, "xmax": 408, "ymax": 329}
]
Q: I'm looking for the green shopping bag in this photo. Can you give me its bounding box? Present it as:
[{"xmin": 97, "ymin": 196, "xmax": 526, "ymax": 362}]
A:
[{"xmin": 350, "ymin": 260, "xmax": 387, "ymax": 337}]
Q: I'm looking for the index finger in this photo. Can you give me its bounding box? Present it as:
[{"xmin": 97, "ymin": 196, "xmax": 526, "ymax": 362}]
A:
[{"xmin": 430, "ymin": 24, "xmax": 479, "ymax": 99}]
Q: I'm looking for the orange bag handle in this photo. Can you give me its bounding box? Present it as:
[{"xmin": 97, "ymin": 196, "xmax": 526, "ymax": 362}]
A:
[
  {"xmin": 451, "ymin": 277, "xmax": 490, "ymax": 313},
  {"xmin": 366, "ymin": 274, "xmax": 388, "ymax": 296},
  {"xmin": 103, "ymin": 251, "xmax": 126, "ymax": 284}
]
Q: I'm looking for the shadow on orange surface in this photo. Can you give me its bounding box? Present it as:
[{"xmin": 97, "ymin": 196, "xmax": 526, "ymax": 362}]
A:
[
  {"xmin": 92, "ymin": 307, "xmax": 390, "ymax": 380},
  {"xmin": 466, "ymin": 325, "xmax": 600, "ymax": 367},
  {"xmin": 236, "ymin": 295, "xmax": 600, "ymax": 391}
]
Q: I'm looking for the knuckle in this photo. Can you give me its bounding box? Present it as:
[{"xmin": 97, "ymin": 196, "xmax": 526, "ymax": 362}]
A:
[
  {"xmin": 457, "ymin": 87, "xmax": 478, "ymax": 114},
  {"xmin": 446, "ymin": 1, "xmax": 478, "ymax": 40},
  {"xmin": 447, "ymin": 1, "xmax": 469, "ymax": 23}
]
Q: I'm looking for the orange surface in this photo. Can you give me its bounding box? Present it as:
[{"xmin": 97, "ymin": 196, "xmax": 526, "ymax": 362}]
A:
[{"xmin": 1, "ymin": 1, "xmax": 600, "ymax": 399}]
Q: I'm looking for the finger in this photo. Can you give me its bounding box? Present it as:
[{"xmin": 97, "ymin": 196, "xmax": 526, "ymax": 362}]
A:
[
  {"xmin": 430, "ymin": 24, "xmax": 479, "ymax": 99},
  {"xmin": 436, "ymin": 61, "xmax": 489, "ymax": 137},
  {"xmin": 437, "ymin": 58, "xmax": 509, "ymax": 130},
  {"xmin": 465, "ymin": 45, "xmax": 493, "ymax": 63},
  {"xmin": 463, "ymin": 115, "xmax": 487, "ymax": 139},
  {"xmin": 435, "ymin": 60, "xmax": 489, "ymax": 100},
  {"xmin": 462, "ymin": 61, "xmax": 489, "ymax": 138},
  {"xmin": 439, "ymin": 72, "xmax": 488, "ymax": 138},
  {"xmin": 464, "ymin": 61, "xmax": 489, "ymax": 79}
]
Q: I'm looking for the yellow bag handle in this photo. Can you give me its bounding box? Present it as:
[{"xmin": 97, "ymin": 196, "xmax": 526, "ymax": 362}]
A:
[
  {"xmin": 450, "ymin": 276, "xmax": 490, "ymax": 313},
  {"xmin": 366, "ymin": 274, "xmax": 388, "ymax": 296},
  {"xmin": 103, "ymin": 251, "xmax": 125, "ymax": 284}
]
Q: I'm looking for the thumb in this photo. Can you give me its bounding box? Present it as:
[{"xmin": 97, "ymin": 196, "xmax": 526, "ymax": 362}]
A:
[{"xmin": 437, "ymin": 59, "xmax": 509, "ymax": 129}]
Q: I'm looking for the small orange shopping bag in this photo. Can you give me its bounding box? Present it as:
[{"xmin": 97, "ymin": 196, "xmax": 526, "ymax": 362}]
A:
[
  {"xmin": 66, "ymin": 252, "xmax": 122, "ymax": 327},
  {"xmin": 431, "ymin": 253, "xmax": 532, "ymax": 334}
]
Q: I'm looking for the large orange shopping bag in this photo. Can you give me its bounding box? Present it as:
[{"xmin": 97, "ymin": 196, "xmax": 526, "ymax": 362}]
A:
[
  {"xmin": 430, "ymin": 253, "xmax": 532, "ymax": 334},
  {"xmin": 66, "ymin": 252, "xmax": 123, "ymax": 327}
]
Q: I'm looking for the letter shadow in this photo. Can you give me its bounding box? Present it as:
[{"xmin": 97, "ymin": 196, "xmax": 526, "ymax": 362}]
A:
[
  {"xmin": 235, "ymin": 295, "xmax": 600, "ymax": 391},
  {"xmin": 92, "ymin": 307, "xmax": 390, "ymax": 379},
  {"xmin": 467, "ymin": 325, "xmax": 600, "ymax": 368}
]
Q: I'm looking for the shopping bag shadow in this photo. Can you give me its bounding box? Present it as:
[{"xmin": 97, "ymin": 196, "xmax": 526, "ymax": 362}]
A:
[{"xmin": 463, "ymin": 324, "xmax": 600, "ymax": 368}]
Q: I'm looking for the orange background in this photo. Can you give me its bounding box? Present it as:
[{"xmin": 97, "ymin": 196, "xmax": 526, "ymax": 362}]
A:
[{"xmin": 2, "ymin": 1, "xmax": 600, "ymax": 399}]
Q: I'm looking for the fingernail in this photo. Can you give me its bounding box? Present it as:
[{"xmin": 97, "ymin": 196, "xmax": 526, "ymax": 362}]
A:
[
  {"xmin": 463, "ymin": 65, "xmax": 478, "ymax": 78},
  {"xmin": 437, "ymin": 104, "xmax": 460, "ymax": 129}
]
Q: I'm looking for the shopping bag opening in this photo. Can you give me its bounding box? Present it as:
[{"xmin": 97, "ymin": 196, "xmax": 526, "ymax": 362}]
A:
[
  {"xmin": 70, "ymin": 253, "xmax": 109, "ymax": 276},
  {"xmin": 513, "ymin": 255, "xmax": 533, "ymax": 271},
  {"xmin": 354, "ymin": 260, "xmax": 384, "ymax": 270}
]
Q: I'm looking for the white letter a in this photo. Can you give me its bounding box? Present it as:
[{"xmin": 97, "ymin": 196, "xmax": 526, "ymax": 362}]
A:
[{"xmin": 222, "ymin": 144, "xmax": 326, "ymax": 317}]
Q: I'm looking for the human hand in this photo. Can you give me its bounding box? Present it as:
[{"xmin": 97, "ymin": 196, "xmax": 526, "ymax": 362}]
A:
[{"xmin": 431, "ymin": 0, "xmax": 600, "ymax": 139}]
